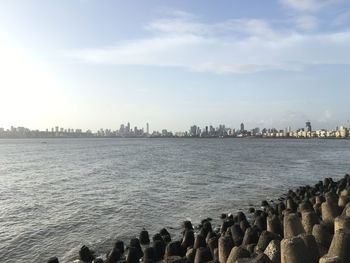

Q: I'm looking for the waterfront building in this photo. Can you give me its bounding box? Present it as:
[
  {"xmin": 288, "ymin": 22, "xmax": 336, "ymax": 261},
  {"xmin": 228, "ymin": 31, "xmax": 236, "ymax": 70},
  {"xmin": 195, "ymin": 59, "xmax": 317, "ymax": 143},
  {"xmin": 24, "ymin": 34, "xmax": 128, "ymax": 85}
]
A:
[{"xmin": 338, "ymin": 126, "xmax": 348, "ymax": 138}]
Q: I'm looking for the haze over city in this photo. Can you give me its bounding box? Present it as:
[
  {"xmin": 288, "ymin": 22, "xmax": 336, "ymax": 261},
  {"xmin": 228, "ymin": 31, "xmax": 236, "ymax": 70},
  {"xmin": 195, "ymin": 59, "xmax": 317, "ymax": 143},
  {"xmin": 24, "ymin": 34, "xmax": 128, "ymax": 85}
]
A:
[{"xmin": 1, "ymin": 0, "xmax": 350, "ymax": 131}]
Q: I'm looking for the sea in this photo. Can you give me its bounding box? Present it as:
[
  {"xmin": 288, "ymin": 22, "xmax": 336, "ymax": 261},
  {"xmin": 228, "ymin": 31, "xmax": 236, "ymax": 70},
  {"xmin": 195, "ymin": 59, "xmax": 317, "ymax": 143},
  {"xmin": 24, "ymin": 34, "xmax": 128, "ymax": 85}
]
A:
[{"xmin": 0, "ymin": 138, "xmax": 349, "ymax": 263}]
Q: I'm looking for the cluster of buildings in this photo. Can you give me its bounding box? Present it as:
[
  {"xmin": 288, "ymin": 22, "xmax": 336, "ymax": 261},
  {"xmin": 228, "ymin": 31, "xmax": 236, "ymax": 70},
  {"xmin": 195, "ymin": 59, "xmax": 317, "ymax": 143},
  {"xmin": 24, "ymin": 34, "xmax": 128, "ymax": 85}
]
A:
[
  {"xmin": 177, "ymin": 121, "xmax": 349, "ymax": 139},
  {"xmin": 0, "ymin": 121, "xmax": 349, "ymax": 139},
  {"xmin": 0, "ymin": 126, "xmax": 92, "ymax": 138},
  {"xmin": 0, "ymin": 123, "xmax": 167, "ymax": 138}
]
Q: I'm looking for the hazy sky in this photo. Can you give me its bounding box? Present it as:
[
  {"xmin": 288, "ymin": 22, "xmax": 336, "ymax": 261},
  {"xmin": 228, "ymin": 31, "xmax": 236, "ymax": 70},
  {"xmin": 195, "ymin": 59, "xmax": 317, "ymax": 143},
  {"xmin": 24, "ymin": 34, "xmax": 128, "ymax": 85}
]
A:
[{"xmin": 0, "ymin": 0, "xmax": 350, "ymax": 132}]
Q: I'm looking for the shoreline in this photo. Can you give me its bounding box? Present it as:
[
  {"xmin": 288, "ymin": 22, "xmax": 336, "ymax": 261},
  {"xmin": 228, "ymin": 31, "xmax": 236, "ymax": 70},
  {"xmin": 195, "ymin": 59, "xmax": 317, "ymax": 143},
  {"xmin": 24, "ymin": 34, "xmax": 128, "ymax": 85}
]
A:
[
  {"xmin": 1, "ymin": 137, "xmax": 350, "ymax": 140},
  {"xmin": 48, "ymin": 174, "xmax": 350, "ymax": 263}
]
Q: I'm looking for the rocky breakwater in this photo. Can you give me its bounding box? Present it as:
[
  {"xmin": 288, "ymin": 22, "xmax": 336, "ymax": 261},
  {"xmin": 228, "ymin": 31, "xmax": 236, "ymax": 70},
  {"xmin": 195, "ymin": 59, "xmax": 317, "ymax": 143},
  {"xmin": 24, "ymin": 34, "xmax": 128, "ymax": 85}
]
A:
[{"xmin": 48, "ymin": 174, "xmax": 350, "ymax": 263}]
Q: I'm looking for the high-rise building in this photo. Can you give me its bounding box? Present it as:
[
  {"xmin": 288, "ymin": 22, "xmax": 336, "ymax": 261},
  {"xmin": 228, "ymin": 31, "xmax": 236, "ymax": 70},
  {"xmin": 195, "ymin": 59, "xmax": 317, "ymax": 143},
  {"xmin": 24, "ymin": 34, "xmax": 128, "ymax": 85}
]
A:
[
  {"xmin": 119, "ymin": 124, "xmax": 125, "ymax": 134},
  {"xmin": 209, "ymin": 125, "xmax": 215, "ymax": 135},
  {"xmin": 126, "ymin": 122, "xmax": 130, "ymax": 133},
  {"xmin": 190, "ymin": 125, "xmax": 198, "ymax": 136},
  {"xmin": 146, "ymin": 123, "xmax": 149, "ymax": 135},
  {"xmin": 240, "ymin": 123, "xmax": 245, "ymax": 133},
  {"xmin": 306, "ymin": 121, "xmax": 312, "ymax": 132}
]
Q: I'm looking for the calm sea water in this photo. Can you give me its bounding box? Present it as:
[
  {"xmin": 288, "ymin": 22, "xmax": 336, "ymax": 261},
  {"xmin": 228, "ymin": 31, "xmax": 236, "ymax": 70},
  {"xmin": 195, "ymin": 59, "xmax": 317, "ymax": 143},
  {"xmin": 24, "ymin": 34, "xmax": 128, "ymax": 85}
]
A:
[{"xmin": 0, "ymin": 138, "xmax": 350, "ymax": 262}]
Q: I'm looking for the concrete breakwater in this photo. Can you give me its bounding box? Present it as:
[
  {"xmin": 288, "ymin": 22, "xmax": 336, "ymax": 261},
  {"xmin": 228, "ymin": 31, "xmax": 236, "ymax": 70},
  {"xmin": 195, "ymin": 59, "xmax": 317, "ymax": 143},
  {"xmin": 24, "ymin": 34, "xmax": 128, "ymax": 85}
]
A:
[{"xmin": 48, "ymin": 175, "xmax": 350, "ymax": 263}]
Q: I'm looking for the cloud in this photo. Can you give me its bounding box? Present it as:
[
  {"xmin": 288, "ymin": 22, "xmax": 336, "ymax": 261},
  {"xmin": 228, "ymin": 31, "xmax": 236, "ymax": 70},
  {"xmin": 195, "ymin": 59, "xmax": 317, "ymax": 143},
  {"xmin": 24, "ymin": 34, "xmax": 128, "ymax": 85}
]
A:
[
  {"xmin": 68, "ymin": 12, "xmax": 350, "ymax": 74},
  {"xmin": 279, "ymin": 0, "xmax": 344, "ymax": 12}
]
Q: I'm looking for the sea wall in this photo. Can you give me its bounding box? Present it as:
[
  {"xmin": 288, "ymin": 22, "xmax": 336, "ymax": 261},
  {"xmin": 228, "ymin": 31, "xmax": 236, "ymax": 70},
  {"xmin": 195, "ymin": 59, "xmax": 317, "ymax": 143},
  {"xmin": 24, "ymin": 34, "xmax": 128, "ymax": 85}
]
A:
[{"xmin": 48, "ymin": 174, "xmax": 350, "ymax": 263}]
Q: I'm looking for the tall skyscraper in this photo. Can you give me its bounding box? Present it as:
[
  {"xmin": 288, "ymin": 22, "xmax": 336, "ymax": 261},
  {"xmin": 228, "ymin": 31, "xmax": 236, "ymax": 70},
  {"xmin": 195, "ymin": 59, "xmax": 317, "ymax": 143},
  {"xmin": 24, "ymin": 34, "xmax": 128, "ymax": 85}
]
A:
[
  {"xmin": 146, "ymin": 123, "xmax": 149, "ymax": 135},
  {"xmin": 126, "ymin": 122, "xmax": 130, "ymax": 133},
  {"xmin": 240, "ymin": 123, "xmax": 245, "ymax": 133},
  {"xmin": 190, "ymin": 125, "xmax": 198, "ymax": 136},
  {"xmin": 306, "ymin": 121, "xmax": 312, "ymax": 132}
]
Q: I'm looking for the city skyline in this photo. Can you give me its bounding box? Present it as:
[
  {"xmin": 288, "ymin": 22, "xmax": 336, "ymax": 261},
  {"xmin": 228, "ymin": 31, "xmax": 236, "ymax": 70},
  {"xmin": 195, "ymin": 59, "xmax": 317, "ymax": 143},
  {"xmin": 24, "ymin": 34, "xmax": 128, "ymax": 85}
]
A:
[
  {"xmin": 1, "ymin": 119, "xmax": 350, "ymax": 139},
  {"xmin": 1, "ymin": 1, "xmax": 350, "ymax": 131}
]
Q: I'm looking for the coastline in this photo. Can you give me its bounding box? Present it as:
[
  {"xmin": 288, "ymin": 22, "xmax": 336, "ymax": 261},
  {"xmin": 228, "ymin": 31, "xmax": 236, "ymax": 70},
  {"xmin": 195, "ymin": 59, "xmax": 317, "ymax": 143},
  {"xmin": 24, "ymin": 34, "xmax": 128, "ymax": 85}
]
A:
[
  {"xmin": 1, "ymin": 137, "xmax": 349, "ymax": 140},
  {"xmin": 48, "ymin": 174, "xmax": 350, "ymax": 263}
]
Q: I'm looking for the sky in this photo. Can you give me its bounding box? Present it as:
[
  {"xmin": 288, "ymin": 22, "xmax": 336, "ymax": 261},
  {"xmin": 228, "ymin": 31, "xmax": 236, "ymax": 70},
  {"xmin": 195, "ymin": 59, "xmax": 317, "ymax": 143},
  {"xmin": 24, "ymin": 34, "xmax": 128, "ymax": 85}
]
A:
[{"xmin": 0, "ymin": 0, "xmax": 350, "ymax": 132}]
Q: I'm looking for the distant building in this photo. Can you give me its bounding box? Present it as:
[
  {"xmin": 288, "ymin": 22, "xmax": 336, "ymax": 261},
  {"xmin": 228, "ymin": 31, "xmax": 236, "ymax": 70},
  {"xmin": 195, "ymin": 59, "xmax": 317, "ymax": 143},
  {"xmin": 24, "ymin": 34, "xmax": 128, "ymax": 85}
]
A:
[
  {"xmin": 190, "ymin": 125, "xmax": 198, "ymax": 137},
  {"xmin": 209, "ymin": 125, "xmax": 215, "ymax": 136},
  {"xmin": 338, "ymin": 126, "xmax": 348, "ymax": 138},
  {"xmin": 146, "ymin": 123, "xmax": 149, "ymax": 135},
  {"xmin": 240, "ymin": 123, "xmax": 245, "ymax": 133},
  {"xmin": 306, "ymin": 121, "xmax": 312, "ymax": 132},
  {"xmin": 119, "ymin": 124, "xmax": 125, "ymax": 134},
  {"xmin": 126, "ymin": 122, "xmax": 130, "ymax": 133}
]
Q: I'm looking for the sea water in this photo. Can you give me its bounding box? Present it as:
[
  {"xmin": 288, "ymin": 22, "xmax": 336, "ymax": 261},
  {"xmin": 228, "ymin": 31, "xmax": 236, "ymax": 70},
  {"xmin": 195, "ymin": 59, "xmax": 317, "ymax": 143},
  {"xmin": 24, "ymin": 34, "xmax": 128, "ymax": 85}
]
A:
[{"xmin": 0, "ymin": 138, "xmax": 349, "ymax": 262}]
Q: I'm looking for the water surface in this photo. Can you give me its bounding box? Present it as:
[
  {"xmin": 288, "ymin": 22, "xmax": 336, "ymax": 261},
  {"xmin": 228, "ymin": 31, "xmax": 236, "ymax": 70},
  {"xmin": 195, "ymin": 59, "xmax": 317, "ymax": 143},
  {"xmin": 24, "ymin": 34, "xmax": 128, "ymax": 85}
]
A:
[{"xmin": 0, "ymin": 138, "xmax": 349, "ymax": 262}]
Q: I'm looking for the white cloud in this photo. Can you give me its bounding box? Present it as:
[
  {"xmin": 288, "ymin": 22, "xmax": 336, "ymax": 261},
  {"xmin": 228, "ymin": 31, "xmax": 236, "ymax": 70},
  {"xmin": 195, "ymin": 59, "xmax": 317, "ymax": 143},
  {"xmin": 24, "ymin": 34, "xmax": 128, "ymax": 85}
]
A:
[
  {"xmin": 279, "ymin": 0, "xmax": 344, "ymax": 12},
  {"xmin": 68, "ymin": 12, "xmax": 350, "ymax": 74}
]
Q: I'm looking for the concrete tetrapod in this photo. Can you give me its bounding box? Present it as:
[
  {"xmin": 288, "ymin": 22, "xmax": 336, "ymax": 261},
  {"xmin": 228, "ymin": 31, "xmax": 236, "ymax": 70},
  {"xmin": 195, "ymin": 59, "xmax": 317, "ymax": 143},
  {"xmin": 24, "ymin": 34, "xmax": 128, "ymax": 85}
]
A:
[
  {"xmin": 194, "ymin": 247, "xmax": 212, "ymax": 263},
  {"xmin": 341, "ymin": 203, "xmax": 350, "ymax": 217},
  {"xmin": 280, "ymin": 236, "xmax": 308, "ymax": 263},
  {"xmin": 143, "ymin": 247, "xmax": 156, "ymax": 263},
  {"xmin": 321, "ymin": 201, "xmax": 340, "ymax": 224},
  {"xmin": 186, "ymin": 248, "xmax": 196, "ymax": 263},
  {"xmin": 312, "ymin": 223, "xmax": 333, "ymax": 251},
  {"xmin": 226, "ymin": 246, "xmax": 250, "ymax": 263},
  {"xmin": 256, "ymin": 231, "xmax": 280, "ymax": 252},
  {"xmin": 252, "ymin": 252, "xmax": 273, "ymax": 263},
  {"xmin": 218, "ymin": 236, "xmax": 234, "ymax": 263},
  {"xmin": 266, "ymin": 215, "xmax": 283, "ymax": 237},
  {"xmin": 298, "ymin": 233, "xmax": 319, "ymax": 263},
  {"xmin": 208, "ymin": 236, "xmax": 219, "ymax": 258},
  {"xmin": 162, "ymin": 256, "xmax": 187, "ymax": 263},
  {"xmin": 319, "ymin": 256, "xmax": 342, "ymax": 263},
  {"xmin": 194, "ymin": 234, "xmax": 207, "ymax": 249},
  {"xmin": 283, "ymin": 213, "xmax": 305, "ymax": 239},
  {"xmin": 301, "ymin": 211, "xmax": 319, "ymax": 234},
  {"xmin": 327, "ymin": 229, "xmax": 350, "ymax": 263},
  {"xmin": 338, "ymin": 196, "xmax": 349, "ymax": 209},
  {"xmin": 334, "ymin": 215, "xmax": 350, "ymax": 232},
  {"xmin": 264, "ymin": 240, "xmax": 280, "ymax": 263}
]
